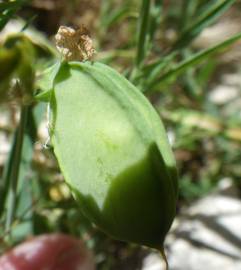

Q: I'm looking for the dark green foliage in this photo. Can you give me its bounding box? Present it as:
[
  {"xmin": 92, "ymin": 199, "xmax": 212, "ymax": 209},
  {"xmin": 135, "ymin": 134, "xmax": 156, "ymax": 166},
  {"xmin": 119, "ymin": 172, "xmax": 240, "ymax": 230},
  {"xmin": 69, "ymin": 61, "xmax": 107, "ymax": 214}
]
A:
[{"xmin": 0, "ymin": 0, "xmax": 29, "ymax": 31}]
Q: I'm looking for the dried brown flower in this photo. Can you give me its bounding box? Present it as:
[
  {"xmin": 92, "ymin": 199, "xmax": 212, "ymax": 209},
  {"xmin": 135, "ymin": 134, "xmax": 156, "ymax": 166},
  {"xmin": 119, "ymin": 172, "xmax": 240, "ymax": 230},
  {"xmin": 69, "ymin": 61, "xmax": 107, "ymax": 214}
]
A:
[{"xmin": 55, "ymin": 25, "xmax": 95, "ymax": 61}]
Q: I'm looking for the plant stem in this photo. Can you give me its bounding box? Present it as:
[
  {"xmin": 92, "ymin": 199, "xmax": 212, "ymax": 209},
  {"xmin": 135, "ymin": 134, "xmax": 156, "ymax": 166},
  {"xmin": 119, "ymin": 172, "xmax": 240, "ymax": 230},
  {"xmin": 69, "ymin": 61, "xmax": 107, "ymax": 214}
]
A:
[
  {"xmin": 130, "ymin": 0, "xmax": 151, "ymax": 83},
  {"xmin": 4, "ymin": 105, "xmax": 29, "ymax": 235},
  {"xmin": 135, "ymin": 0, "xmax": 151, "ymax": 68}
]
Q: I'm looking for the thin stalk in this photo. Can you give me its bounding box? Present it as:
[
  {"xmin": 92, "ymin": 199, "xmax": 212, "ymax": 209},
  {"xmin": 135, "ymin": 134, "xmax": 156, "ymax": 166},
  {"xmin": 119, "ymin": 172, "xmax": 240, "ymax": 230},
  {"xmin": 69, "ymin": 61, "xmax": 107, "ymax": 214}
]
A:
[
  {"xmin": 4, "ymin": 105, "xmax": 29, "ymax": 235},
  {"xmin": 180, "ymin": 1, "xmax": 201, "ymax": 99},
  {"xmin": 149, "ymin": 0, "xmax": 163, "ymax": 43},
  {"xmin": 130, "ymin": 0, "xmax": 151, "ymax": 82},
  {"xmin": 135, "ymin": 0, "xmax": 151, "ymax": 68}
]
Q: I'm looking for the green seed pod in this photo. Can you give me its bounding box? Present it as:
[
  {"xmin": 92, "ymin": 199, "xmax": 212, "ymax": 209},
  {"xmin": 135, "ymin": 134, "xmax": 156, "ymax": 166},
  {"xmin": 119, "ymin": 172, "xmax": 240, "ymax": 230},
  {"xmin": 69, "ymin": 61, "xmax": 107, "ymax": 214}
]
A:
[{"xmin": 48, "ymin": 61, "xmax": 178, "ymax": 250}]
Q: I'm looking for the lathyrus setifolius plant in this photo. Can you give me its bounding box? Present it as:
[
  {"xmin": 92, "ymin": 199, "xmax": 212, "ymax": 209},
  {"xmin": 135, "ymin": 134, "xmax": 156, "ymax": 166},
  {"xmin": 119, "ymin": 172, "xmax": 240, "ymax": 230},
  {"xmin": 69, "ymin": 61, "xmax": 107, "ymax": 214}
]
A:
[{"xmin": 36, "ymin": 26, "xmax": 178, "ymax": 256}]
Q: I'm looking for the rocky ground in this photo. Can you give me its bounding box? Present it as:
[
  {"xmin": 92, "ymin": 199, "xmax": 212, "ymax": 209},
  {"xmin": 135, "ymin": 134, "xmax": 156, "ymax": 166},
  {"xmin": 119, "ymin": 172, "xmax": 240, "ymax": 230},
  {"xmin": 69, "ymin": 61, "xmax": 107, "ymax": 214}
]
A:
[{"xmin": 142, "ymin": 178, "xmax": 241, "ymax": 270}]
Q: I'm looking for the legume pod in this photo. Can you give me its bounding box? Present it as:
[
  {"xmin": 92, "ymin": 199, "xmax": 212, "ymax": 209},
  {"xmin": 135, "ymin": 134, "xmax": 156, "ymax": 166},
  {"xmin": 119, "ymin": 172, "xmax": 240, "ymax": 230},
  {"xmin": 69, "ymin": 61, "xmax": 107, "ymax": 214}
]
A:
[{"xmin": 49, "ymin": 61, "xmax": 178, "ymax": 250}]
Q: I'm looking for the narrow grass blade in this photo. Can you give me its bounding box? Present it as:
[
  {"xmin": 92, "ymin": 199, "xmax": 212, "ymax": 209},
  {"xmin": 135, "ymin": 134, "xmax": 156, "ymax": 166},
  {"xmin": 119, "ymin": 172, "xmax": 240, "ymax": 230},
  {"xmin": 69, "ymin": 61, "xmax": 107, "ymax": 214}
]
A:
[
  {"xmin": 148, "ymin": 31, "xmax": 241, "ymax": 91},
  {"xmin": 135, "ymin": 0, "xmax": 151, "ymax": 67},
  {"xmin": 142, "ymin": 52, "xmax": 176, "ymax": 83},
  {"xmin": 148, "ymin": 0, "xmax": 163, "ymax": 44},
  {"xmin": 4, "ymin": 106, "xmax": 29, "ymax": 233},
  {"xmin": 172, "ymin": 0, "xmax": 236, "ymax": 50},
  {"xmin": 102, "ymin": 6, "xmax": 135, "ymax": 29},
  {"xmin": 1, "ymin": 104, "xmax": 45, "ymax": 241}
]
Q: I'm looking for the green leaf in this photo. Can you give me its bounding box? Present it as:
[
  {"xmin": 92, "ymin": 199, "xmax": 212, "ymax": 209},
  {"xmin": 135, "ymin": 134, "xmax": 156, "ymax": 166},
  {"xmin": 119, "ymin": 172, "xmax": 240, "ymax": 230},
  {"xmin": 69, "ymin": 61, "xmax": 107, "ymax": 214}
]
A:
[
  {"xmin": 1, "ymin": 33, "xmax": 57, "ymax": 103},
  {"xmin": 35, "ymin": 61, "xmax": 61, "ymax": 102}
]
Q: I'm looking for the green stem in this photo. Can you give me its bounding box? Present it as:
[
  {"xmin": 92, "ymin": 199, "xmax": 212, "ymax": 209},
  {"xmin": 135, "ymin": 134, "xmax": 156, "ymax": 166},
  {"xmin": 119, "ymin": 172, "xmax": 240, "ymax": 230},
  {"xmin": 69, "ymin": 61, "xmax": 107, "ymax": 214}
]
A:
[
  {"xmin": 4, "ymin": 105, "xmax": 29, "ymax": 235},
  {"xmin": 130, "ymin": 0, "xmax": 151, "ymax": 83},
  {"xmin": 160, "ymin": 249, "xmax": 169, "ymax": 270},
  {"xmin": 136, "ymin": 0, "xmax": 151, "ymax": 68}
]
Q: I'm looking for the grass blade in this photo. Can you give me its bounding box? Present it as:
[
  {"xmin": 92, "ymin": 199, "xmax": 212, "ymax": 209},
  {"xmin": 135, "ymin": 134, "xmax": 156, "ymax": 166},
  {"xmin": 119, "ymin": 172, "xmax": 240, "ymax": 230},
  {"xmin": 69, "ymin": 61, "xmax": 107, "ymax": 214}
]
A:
[
  {"xmin": 148, "ymin": 0, "xmax": 163, "ymax": 44},
  {"xmin": 172, "ymin": 0, "xmax": 236, "ymax": 50},
  {"xmin": 1, "ymin": 103, "xmax": 45, "ymax": 242},
  {"xmin": 136, "ymin": 52, "xmax": 176, "ymax": 91},
  {"xmin": 135, "ymin": 0, "xmax": 151, "ymax": 67},
  {"xmin": 102, "ymin": 6, "xmax": 135, "ymax": 29},
  {"xmin": 148, "ymin": 31, "xmax": 241, "ymax": 91},
  {"xmin": 4, "ymin": 106, "xmax": 29, "ymax": 234}
]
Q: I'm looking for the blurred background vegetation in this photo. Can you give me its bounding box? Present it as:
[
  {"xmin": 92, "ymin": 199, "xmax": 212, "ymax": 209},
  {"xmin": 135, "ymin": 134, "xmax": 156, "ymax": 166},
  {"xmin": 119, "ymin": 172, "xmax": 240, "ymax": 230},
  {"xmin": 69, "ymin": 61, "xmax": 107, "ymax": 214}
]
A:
[{"xmin": 0, "ymin": 0, "xmax": 241, "ymax": 269}]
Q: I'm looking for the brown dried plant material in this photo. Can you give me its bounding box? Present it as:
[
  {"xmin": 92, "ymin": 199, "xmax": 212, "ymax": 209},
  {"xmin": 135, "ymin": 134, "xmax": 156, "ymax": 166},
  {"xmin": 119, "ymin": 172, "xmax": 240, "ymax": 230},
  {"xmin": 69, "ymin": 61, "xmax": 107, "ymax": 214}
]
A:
[{"xmin": 55, "ymin": 25, "xmax": 95, "ymax": 61}]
